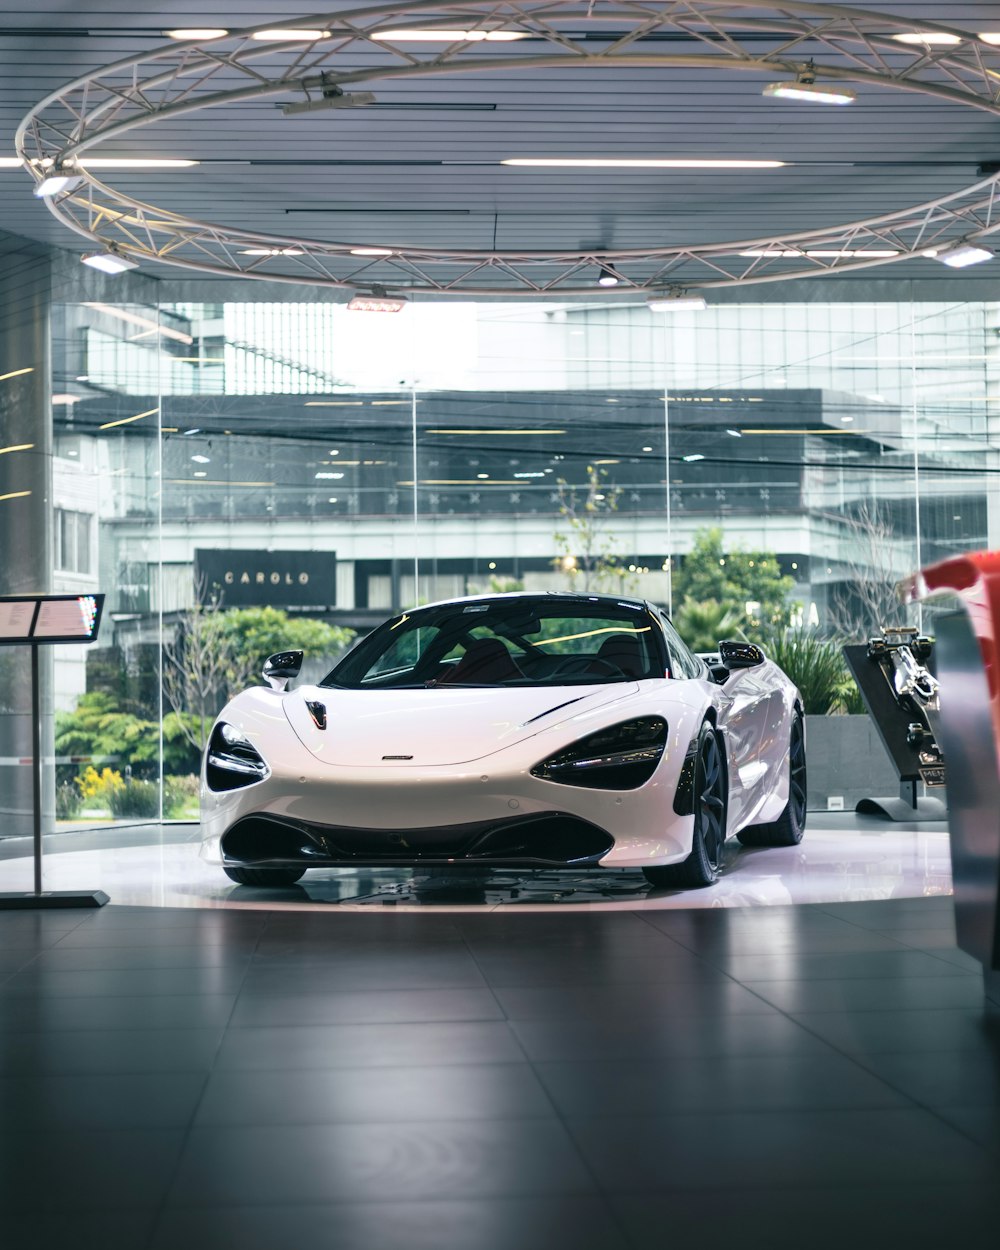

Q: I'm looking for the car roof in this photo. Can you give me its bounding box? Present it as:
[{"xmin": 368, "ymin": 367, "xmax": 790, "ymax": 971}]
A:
[{"xmin": 413, "ymin": 590, "xmax": 656, "ymax": 615}]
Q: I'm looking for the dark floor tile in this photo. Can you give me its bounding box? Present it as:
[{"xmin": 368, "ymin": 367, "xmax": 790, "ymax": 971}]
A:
[
  {"xmin": 741, "ymin": 974, "xmax": 984, "ymax": 1013},
  {"xmin": 934, "ymin": 1105, "xmax": 1000, "ymax": 1154},
  {"xmin": 791, "ymin": 1006, "xmax": 1000, "ymax": 1055},
  {"xmin": 195, "ymin": 1064, "xmax": 554, "ymax": 1126},
  {"xmin": 492, "ymin": 980, "xmax": 772, "ymax": 1020},
  {"xmin": 471, "ymin": 953, "xmax": 721, "ymax": 988},
  {"xmin": 853, "ymin": 1050, "xmax": 1000, "ymax": 1107},
  {"xmin": 1, "ymin": 1210, "xmax": 158, "ymax": 1250},
  {"xmin": 887, "ymin": 927, "xmax": 963, "ymax": 950},
  {"xmin": 0, "ymin": 1129, "xmax": 185, "ymax": 1211},
  {"xmin": 0, "ymin": 1073, "xmax": 207, "ymax": 1129},
  {"xmin": 29, "ymin": 943, "xmax": 257, "ymax": 971},
  {"xmin": 167, "ymin": 1120, "xmax": 594, "ymax": 1205},
  {"xmin": 0, "ymin": 965, "xmax": 248, "ymax": 998},
  {"xmin": 0, "ymin": 993, "xmax": 238, "ymax": 1032},
  {"xmin": 510, "ymin": 1010, "xmax": 833, "ymax": 1062},
  {"xmin": 230, "ymin": 987, "xmax": 503, "ymax": 1027},
  {"xmin": 568, "ymin": 1107, "xmax": 994, "ymax": 1193},
  {"xmin": 151, "ymin": 1195, "xmax": 628, "ymax": 1250},
  {"xmin": 251, "ymin": 939, "xmax": 467, "ymax": 966},
  {"xmin": 215, "ymin": 1020, "xmax": 526, "ymax": 1070},
  {"xmin": 922, "ymin": 946, "xmax": 982, "ymax": 972},
  {"xmin": 0, "ymin": 950, "xmax": 39, "ymax": 972},
  {"xmin": 718, "ymin": 948, "xmax": 972, "ymax": 983},
  {"xmin": 0, "ymin": 1026, "xmax": 225, "ymax": 1073},
  {"xmin": 239, "ymin": 956, "xmax": 488, "ymax": 995},
  {"xmin": 612, "ymin": 1184, "xmax": 1000, "ymax": 1250},
  {"xmin": 536, "ymin": 1053, "xmax": 909, "ymax": 1116}
]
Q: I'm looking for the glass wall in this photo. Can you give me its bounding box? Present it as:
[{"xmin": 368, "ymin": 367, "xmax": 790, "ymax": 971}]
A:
[{"xmin": 29, "ymin": 294, "xmax": 998, "ymax": 829}]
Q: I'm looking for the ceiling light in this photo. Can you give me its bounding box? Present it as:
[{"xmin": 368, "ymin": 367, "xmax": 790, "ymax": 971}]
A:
[
  {"xmin": 979, "ymin": 34, "xmax": 1000, "ymax": 45},
  {"xmin": 347, "ymin": 295, "xmax": 407, "ymax": 313},
  {"xmin": 78, "ymin": 158, "xmax": 198, "ymax": 169},
  {"xmin": 726, "ymin": 428, "xmax": 742, "ymax": 437},
  {"xmin": 251, "ymin": 29, "xmax": 330, "ymax": 41},
  {"xmin": 240, "ymin": 248, "xmax": 303, "ymax": 257},
  {"xmin": 892, "ymin": 31, "xmax": 962, "ymax": 46},
  {"xmin": 0, "ymin": 367, "xmax": 34, "ymax": 383},
  {"xmin": 647, "ymin": 291, "xmax": 708, "ymax": 312},
  {"xmin": 932, "ymin": 239, "xmax": 993, "ymax": 268},
  {"xmin": 763, "ymin": 67, "xmax": 856, "ymax": 105},
  {"xmin": 424, "ymin": 429, "xmax": 566, "ymax": 435},
  {"xmin": 283, "ymin": 90, "xmax": 377, "ymax": 116},
  {"xmin": 597, "ymin": 267, "xmax": 620, "ymax": 287},
  {"xmin": 34, "ymin": 170, "xmax": 84, "ymax": 197},
  {"xmin": 682, "ymin": 454, "xmax": 706, "ymax": 462},
  {"xmin": 740, "ymin": 248, "xmax": 897, "ymax": 258},
  {"xmin": 372, "ymin": 29, "xmax": 528, "ymax": 42},
  {"xmin": 164, "ymin": 28, "xmax": 229, "ymax": 40},
  {"xmin": 51, "ymin": 394, "xmax": 79, "ymax": 405},
  {"xmin": 502, "ymin": 158, "xmax": 785, "ymax": 169},
  {"xmin": 350, "ymin": 247, "xmax": 394, "ymax": 256},
  {"xmin": 81, "ymin": 249, "xmax": 139, "ymax": 274},
  {"xmin": 0, "ymin": 157, "xmax": 26, "ymax": 169},
  {"xmin": 191, "ymin": 454, "xmax": 210, "ymax": 464}
]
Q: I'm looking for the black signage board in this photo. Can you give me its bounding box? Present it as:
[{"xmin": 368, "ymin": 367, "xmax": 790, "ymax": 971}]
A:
[
  {"xmin": 0, "ymin": 593, "xmax": 105, "ymax": 646},
  {"xmin": 195, "ymin": 550, "xmax": 336, "ymax": 608}
]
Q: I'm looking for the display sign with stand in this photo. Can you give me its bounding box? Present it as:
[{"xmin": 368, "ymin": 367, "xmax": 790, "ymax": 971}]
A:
[{"xmin": 0, "ymin": 593, "xmax": 109, "ymax": 909}]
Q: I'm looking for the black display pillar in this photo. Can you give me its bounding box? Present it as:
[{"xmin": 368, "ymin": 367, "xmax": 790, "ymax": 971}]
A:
[{"xmin": 0, "ymin": 236, "xmax": 53, "ymax": 840}]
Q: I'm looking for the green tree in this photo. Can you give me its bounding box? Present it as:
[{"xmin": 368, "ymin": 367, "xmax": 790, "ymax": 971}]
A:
[
  {"xmin": 672, "ymin": 527, "xmax": 794, "ymax": 631},
  {"xmin": 672, "ymin": 597, "xmax": 746, "ymax": 654},
  {"xmin": 54, "ymin": 691, "xmax": 200, "ymax": 781},
  {"xmin": 553, "ymin": 465, "xmax": 637, "ymax": 594}
]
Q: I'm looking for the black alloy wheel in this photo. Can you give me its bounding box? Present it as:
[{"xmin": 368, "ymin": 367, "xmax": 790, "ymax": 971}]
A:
[
  {"xmin": 737, "ymin": 711, "xmax": 807, "ymax": 848},
  {"xmin": 643, "ymin": 721, "xmax": 728, "ymax": 889}
]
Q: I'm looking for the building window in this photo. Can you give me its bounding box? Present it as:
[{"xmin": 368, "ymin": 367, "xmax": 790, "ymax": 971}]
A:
[{"xmin": 55, "ymin": 509, "xmax": 93, "ymax": 574}]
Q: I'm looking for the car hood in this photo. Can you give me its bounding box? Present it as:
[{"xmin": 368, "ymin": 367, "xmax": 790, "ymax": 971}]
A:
[{"xmin": 282, "ymin": 683, "xmax": 640, "ymax": 766}]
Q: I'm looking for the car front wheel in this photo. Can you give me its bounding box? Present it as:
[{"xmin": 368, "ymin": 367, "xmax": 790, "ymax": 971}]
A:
[{"xmin": 643, "ymin": 722, "xmax": 727, "ymax": 889}]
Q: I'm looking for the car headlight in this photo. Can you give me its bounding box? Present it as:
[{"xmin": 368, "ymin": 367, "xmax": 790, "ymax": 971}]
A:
[
  {"xmin": 531, "ymin": 717, "xmax": 667, "ymax": 790},
  {"xmin": 206, "ymin": 721, "xmax": 270, "ymax": 791}
]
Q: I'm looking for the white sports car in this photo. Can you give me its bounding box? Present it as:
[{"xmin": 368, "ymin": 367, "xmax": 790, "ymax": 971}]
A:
[{"xmin": 200, "ymin": 592, "xmax": 806, "ymax": 890}]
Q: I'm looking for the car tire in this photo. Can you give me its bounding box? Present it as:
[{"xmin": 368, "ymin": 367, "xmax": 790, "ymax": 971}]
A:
[
  {"xmin": 737, "ymin": 712, "xmax": 807, "ymax": 848},
  {"xmin": 643, "ymin": 722, "xmax": 727, "ymax": 889},
  {"xmin": 223, "ymin": 866, "xmax": 307, "ymax": 887}
]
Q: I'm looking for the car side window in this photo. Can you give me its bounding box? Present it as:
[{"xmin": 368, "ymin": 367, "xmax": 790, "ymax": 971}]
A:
[{"xmin": 659, "ymin": 615, "xmax": 705, "ymax": 680}]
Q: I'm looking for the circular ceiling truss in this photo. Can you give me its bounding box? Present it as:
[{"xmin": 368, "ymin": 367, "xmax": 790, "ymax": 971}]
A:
[{"xmin": 16, "ymin": 2, "xmax": 1000, "ymax": 298}]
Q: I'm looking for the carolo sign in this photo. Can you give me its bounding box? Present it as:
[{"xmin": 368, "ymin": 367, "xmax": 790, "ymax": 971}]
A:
[{"xmin": 195, "ymin": 549, "xmax": 336, "ymax": 608}]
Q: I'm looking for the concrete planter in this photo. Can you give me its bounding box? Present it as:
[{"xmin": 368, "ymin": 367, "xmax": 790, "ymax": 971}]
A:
[{"xmin": 804, "ymin": 714, "xmax": 903, "ymax": 812}]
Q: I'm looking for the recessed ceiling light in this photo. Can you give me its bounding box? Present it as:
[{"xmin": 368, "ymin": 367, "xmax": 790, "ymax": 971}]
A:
[
  {"xmin": 78, "ymin": 158, "xmax": 198, "ymax": 169},
  {"xmin": 350, "ymin": 247, "xmax": 394, "ymax": 256},
  {"xmin": 502, "ymin": 157, "xmax": 785, "ymax": 169},
  {"xmin": 892, "ymin": 31, "xmax": 962, "ymax": 46},
  {"xmin": 372, "ymin": 29, "xmax": 528, "ymax": 42},
  {"xmin": 191, "ymin": 454, "xmax": 210, "ymax": 464},
  {"xmin": 763, "ymin": 80, "xmax": 856, "ymax": 105},
  {"xmin": 240, "ymin": 247, "xmax": 304, "ymax": 257},
  {"xmin": 250, "ymin": 29, "xmax": 330, "ymax": 41},
  {"xmin": 164, "ymin": 29, "xmax": 229, "ymax": 40},
  {"xmin": 682, "ymin": 454, "xmax": 706, "ymax": 462}
]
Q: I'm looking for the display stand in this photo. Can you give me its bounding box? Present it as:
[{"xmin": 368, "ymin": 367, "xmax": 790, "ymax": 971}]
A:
[
  {"xmin": 0, "ymin": 594, "xmax": 109, "ymax": 910},
  {"xmin": 842, "ymin": 643, "xmax": 947, "ymax": 822},
  {"xmin": 903, "ymin": 554, "xmax": 1000, "ymax": 1007}
]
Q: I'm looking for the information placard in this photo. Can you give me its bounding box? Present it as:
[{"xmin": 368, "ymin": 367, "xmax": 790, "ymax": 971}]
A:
[{"xmin": 0, "ymin": 594, "xmax": 104, "ymax": 646}]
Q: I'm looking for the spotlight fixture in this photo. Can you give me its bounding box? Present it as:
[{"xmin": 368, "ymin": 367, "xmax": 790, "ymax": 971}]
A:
[
  {"xmin": 763, "ymin": 65, "xmax": 856, "ymax": 106},
  {"xmin": 597, "ymin": 267, "xmax": 620, "ymax": 287},
  {"xmin": 647, "ymin": 291, "xmax": 708, "ymax": 312},
  {"xmin": 928, "ymin": 239, "xmax": 993, "ymax": 268},
  {"xmin": 34, "ymin": 168, "xmax": 84, "ymax": 198},
  {"xmin": 283, "ymin": 84, "xmax": 377, "ymax": 116},
  {"xmin": 80, "ymin": 248, "xmax": 139, "ymax": 274},
  {"xmin": 347, "ymin": 293, "xmax": 408, "ymax": 313}
]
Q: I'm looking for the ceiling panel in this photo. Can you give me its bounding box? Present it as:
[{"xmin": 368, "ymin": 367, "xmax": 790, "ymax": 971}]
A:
[{"xmin": 2, "ymin": 2, "xmax": 1000, "ymax": 293}]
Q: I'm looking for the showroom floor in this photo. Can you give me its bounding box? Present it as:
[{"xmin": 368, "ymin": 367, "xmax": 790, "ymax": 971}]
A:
[{"xmin": 1, "ymin": 893, "xmax": 999, "ymax": 1249}]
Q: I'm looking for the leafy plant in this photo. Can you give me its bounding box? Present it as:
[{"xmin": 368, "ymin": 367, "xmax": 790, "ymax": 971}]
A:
[
  {"xmin": 55, "ymin": 782, "xmax": 83, "ymax": 821},
  {"xmin": 164, "ymin": 774, "xmax": 200, "ymax": 820},
  {"xmin": 758, "ymin": 629, "xmax": 857, "ymax": 716},
  {"xmin": 108, "ymin": 780, "xmax": 160, "ymax": 820},
  {"xmin": 55, "ymin": 692, "xmax": 199, "ymax": 782},
  {"xmin": 673, "ymin": 527, "xmax": 795, "ymax": 630},
  {"xmin": 672, "ymin": 597, "xmax": 746, "ymax": 655}
]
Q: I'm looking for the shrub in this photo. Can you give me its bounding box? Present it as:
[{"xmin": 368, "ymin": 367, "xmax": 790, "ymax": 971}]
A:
[
  {"xmin": 673, "ymin": 596, "xmax": 746, "ymax": 655},
  {"xmin": 164, "ymin": 774, "xmax": 200, "ymax": 819},
  {"xmin": 55, "ymin": 782, "xmax": 83, "ymax": 821},
  {"xmin": 74, "ymin": 765, "xmax": 123, "ymax": 803},
  {"xmin": 758, "ymin": 629, "xmax": 857, "ymax": 716},
  {"xmin": 108, "ymin": 779, "xmax": 160, "ymax": 820}
]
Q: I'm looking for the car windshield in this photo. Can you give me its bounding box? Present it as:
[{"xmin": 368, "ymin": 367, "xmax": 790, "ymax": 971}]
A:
[{"xmin": 322, "ymin": 597, "xmax": 663, "ymax": 689}]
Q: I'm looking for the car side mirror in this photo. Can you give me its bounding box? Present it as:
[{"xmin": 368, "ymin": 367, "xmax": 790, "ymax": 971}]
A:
[
  {"xmin": 262, "ymin": 650, "xmax": 303, "ymax": 691},
  {"xmin": 718, "ymin": 640, "xmax": 766, "ymax": 670}
]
